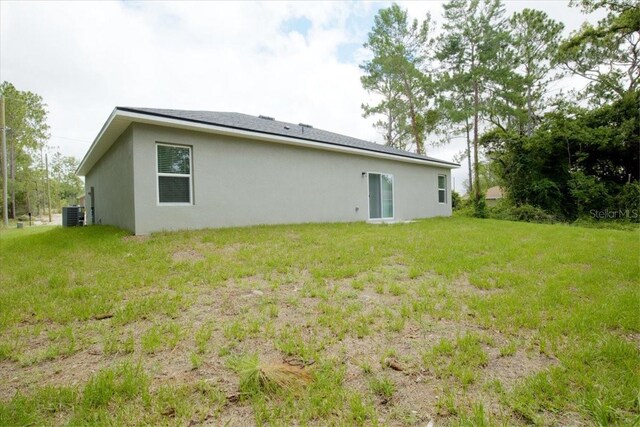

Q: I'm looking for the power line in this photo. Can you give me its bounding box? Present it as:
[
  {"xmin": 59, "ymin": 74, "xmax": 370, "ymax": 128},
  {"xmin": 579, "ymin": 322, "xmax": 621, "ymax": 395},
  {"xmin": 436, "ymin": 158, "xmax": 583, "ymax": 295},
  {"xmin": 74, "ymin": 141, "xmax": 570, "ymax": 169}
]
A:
[
  {"xmin": 0, "ymin": 95, "xmax": 91, "ymax": 143},
  {"xmin": 50, "ymin": 135, "xmax": 91, "ymax": 143}
]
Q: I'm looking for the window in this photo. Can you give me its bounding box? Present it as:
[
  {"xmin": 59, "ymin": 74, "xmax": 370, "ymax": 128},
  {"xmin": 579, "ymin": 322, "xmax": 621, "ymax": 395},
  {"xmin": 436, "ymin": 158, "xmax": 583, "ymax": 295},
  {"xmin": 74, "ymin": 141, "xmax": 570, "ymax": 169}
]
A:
[
  {"xmin": 157, "ymin": 143, "xmax": 192, "ymax": 204},
  {"xmin": 438, "ymin": 174, "xmax": 447, "ymax": 204},
  {"xmin": 368, "ymin": 173, "xmax": 393, "ymax": 219}
]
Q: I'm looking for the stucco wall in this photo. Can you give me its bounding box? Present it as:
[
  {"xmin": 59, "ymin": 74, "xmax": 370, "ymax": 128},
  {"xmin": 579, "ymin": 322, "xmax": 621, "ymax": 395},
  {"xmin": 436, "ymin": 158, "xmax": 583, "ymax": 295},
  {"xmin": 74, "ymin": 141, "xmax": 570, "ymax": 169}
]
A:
[
  {"xmin": 85, "ymin": 127, "xmax": 135, "ymax": 232},
  {"xmin": 130, "ymin": 123, "xmax": 452, "ymax": 235}
]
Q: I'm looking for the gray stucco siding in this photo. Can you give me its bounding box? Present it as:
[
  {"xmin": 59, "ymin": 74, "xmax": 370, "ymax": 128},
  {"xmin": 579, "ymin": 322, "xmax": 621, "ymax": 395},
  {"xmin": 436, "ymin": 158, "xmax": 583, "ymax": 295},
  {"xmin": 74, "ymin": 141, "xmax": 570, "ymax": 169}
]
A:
[
  {"xmin": 84, "ymin": 127, "xmax": 135, "ymax": 232},
  {"xmin": 130, "ymin": 123, "xmax": 451, "ymax": 235}
]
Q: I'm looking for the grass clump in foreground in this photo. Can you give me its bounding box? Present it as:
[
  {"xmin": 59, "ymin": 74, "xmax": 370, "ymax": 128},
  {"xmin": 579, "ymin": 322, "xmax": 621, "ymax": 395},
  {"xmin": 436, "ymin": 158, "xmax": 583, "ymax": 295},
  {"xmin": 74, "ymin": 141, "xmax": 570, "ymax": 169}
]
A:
[
  {"xmin": 0, "ymin": 217, "xmax": 638, "ymax": 425},
  {"xmin": 230, "ymin": 354, "xmax": 312, "ymax": 397}
]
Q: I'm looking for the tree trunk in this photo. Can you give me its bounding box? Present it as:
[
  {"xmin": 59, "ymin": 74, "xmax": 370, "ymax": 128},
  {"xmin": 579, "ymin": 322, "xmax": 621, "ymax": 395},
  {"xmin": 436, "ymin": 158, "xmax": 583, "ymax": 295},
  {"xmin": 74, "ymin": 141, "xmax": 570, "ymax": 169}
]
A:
[
  {"xmin": 409, "ymin": 104, "xmax": 424, "ymax": 155},
  {"xmin": 526, "ymin": 83, "xmax": 534, "ymax": 136},
  {"xmin": 386, "ymin": 108, "xmax": 393, "ymax": 147},
  {"xmin": 473, "ymin": 79, "xmax": 481, "ymax": 204},
  {"xmin": 26, "ymin": 183, "xmax": 31, "ymax": 215},
  {"xmin": 402, "ymin": 77, "xmax": 424, "ymax": 155},
  {"xmin": 465, "ymin": 118, "xmax": 473, "ymax": 195},
  {"xmin": 35, "ymin": 183, "xmax": 40, "ymax": 216},
  {"xmin": 469, "ymin": 42, "xmax": 481, "ymax": 205},
  {"xmin": 45, "ymin": 153, "xmax": 52, "ymax": 223},
  {"xmin": 10, "ymin": 139, "xmax": 15, "ymax": 219}
]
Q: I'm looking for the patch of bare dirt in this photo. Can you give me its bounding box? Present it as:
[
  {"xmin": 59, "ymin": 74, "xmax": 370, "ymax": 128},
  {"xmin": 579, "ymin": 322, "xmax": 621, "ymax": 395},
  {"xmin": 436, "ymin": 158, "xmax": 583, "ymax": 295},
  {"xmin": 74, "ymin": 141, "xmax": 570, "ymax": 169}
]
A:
[
  {"xmin": 196, "ymin": 242, "xmax": 253, "ymax": 257},
  {"xmin": 615, "ymin": 331, "xmax": 640, "ymax": 351},
  {"xmin": 0, "ymin": 349, "xmax": 126, "ymax": 401},
  {"xmin": 483, "ymin": 349, "xmax": 557, "ymax": 390},
  {"xmin": 172, "ymin": 249, "xmax": 205, "ymax": 263},
  {"xmin": 0, "ymin": 260, "xmax": 557, "ymax": 425}
]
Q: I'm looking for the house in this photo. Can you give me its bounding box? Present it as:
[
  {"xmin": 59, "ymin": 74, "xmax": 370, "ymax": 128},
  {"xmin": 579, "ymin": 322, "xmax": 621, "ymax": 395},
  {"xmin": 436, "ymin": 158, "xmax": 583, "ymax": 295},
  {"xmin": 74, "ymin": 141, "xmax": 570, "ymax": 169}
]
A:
[
  {"xmin": 485, "ymin": 186, "xmax": 504, "ymax": 206},
  {"xmin": 76, "ymin": 107, "xmax": 459, "ymax": 235}
]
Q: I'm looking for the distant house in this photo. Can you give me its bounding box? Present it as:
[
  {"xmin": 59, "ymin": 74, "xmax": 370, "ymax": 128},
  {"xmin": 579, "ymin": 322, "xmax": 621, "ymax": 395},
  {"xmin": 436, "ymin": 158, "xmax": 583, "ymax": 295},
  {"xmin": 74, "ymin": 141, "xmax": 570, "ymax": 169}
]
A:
[
  {"xmin": 76, "ymin": 107, "xmax": 459, "ymax": 235},
  {"xmin": 485, "ymin": 186, "xmax": 504, "ymax": 206}
]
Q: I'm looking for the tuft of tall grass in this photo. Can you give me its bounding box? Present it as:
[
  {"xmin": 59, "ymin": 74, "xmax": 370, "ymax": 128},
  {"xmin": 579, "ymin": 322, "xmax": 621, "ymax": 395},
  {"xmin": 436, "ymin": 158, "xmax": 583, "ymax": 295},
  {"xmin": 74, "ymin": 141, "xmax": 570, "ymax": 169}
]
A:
[{"xmin": 230, "ymin": 354, "xmax": 312, "ymax": 397}]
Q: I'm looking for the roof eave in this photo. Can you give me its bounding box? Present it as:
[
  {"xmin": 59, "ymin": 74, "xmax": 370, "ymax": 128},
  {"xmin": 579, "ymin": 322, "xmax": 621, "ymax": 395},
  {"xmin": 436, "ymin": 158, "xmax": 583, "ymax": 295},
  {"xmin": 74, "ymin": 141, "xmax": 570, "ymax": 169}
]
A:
[
  {"xmin": 77, "ymin": 108, "xmax": 459, "ymax": 176},
  {"xmin": 76, "ymin": 108, "xmax": 119, "ymax": 176}
]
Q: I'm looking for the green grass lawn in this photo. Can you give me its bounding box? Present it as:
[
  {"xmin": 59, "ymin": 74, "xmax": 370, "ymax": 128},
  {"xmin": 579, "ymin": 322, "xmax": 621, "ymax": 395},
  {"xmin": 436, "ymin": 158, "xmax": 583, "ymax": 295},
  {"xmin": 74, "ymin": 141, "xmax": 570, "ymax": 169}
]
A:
[{"xmin": 0, "ymin": 218, "xmax": 638, "ymax": 426}]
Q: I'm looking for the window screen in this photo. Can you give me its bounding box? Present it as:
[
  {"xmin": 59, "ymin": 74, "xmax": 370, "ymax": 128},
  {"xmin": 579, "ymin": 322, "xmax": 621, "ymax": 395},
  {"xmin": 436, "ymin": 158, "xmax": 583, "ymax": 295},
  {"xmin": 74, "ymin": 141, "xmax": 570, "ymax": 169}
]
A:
[
  {"xmin": 157, "ymin": 144, "xmax": 192, "ymax": 204},
  {"xmin": 438, "ymin": 174, "xmax": 446, "ymax": 204}
]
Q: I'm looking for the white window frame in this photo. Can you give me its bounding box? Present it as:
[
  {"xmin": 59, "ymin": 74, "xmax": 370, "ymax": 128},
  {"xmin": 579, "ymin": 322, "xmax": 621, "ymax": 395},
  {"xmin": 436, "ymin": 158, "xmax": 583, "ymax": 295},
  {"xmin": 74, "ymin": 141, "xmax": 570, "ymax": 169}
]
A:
[
  {"xmin": 367, "ymin": 172, "xmax": 394, "ymax": 220},
  {"xmin": 156, "ymin": 142, "xmax": 193, "ymax": 206},
  {"xmin": 438, "ymin": 174, "xmax": 447, "ymax": 204}
]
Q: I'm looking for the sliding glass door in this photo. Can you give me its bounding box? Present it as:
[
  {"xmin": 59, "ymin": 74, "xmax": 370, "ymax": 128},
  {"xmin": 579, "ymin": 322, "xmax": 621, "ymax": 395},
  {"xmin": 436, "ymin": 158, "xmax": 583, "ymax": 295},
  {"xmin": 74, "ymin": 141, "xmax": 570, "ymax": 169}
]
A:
[{"xmin": 368, "ymin": 173, "xmax": 393, "ymax": 219}]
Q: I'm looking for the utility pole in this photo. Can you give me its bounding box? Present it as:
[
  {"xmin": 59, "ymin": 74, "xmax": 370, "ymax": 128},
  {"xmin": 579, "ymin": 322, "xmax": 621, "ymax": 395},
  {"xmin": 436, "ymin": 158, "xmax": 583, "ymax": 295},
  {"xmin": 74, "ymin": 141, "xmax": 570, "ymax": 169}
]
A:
[
  {"xmin": 0, "ymin": 95, "xmax": 8, "ymax": 227},
  {"xmin": 45, "ymin": 152, "xmax": 52, "ymax": 223}
]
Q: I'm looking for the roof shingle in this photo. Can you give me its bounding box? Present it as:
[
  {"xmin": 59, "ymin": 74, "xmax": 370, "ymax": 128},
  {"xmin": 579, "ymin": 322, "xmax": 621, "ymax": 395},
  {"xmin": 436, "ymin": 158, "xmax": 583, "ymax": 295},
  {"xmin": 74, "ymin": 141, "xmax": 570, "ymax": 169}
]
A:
[{"xmin": 118, "ymin": 107, "xmax": 458, "ymax": 167}]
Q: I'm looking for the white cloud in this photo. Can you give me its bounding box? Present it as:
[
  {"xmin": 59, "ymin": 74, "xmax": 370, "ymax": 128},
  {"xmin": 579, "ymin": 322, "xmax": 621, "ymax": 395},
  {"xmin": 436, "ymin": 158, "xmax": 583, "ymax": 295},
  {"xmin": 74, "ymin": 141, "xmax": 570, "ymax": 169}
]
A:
[
  {"xmin": 1, "ymin": 1, "xmax": 375, "ymax": 157},
  {"xmin": 0, "ymin": 0, "xmax": 601, "ymax": 193}
]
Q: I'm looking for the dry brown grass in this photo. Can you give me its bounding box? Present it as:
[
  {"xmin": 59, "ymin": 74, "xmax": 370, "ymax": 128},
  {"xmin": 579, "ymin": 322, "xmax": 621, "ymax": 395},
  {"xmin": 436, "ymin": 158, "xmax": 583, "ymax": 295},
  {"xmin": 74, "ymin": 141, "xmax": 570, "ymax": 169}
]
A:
[
  {"xmin": 235, "ymin": 356, "xmax": 312, "ymax": 397},
  {"xmin": 257, "ymin": 363, "xmax": 312, "ymax": 392}
]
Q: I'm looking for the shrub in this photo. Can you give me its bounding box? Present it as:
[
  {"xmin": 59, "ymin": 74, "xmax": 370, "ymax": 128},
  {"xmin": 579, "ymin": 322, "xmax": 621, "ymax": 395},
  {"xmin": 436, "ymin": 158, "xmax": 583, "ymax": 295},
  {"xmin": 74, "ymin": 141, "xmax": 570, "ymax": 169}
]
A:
[
  {"xmin": 568, "ymin": 171, "xmax": 610, "ymax": 215},
  {"xmin": 508, "ymin": 205, "xmax": 557, "ymax": 223},
  {"xmin": 472, "ymin": 196, "xmax": 487, "ymax": 218},
  {"xmin": 451, "ymin": 191, "xmax": 462, "ymax": 210},
  {"xmin": 453, "ymin": 193, "xmax": 475, "ymax": 216},
  {"xmin": 615, "ymin": 182, "xmax": 640, "ymax": 223},
  {"xmin": 488, "ymin": 202, "xmax": 557, "ymax": 224}
]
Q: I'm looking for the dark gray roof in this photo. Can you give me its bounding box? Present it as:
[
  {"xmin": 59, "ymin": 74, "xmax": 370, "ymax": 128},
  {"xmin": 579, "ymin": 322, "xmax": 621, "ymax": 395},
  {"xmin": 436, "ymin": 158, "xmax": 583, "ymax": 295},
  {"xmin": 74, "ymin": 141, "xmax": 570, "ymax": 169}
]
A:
[{"xmin": 118, "ymin": 107, "xmax": 458, "ymax": 167}]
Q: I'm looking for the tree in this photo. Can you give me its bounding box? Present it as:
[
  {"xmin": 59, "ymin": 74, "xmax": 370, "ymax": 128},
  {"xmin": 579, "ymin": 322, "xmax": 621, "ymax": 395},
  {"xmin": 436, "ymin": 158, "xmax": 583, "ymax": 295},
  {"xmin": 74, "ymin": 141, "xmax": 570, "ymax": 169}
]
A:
[
  {"xmin": 438, "ymin": 75, "xmax": 474, "ymax": 195},
  {"xmin": 361, "ymin": 74, "xmax": 409, "ymax": 149},
  {"xmin": 455, "ymin": 157, "xmax": 501, "ymax": 196},
  {"xmin": 50, "ymin": 151, "xmax": 83, "ymax": 207},
  {"xmin": 503, "ymin": 9, "xmax": 564, "ymax": 135},
  {"xmin": 557, "ymin": 0, "xmax": 640, "ymax": 103},
  {"xmin": 484, "ymin": 91, "xmax": 639, "ymax": 219},
  {"xmin": 0, "ymin": 82, "xmax": 49, "ymax": 218},
  {"xmin": 437, "ymin": 0, "xmax": 508, "ymax": 210},
  {"xmin": 361, "ymin": 4, "xmax": 437, "ymax": 154}
]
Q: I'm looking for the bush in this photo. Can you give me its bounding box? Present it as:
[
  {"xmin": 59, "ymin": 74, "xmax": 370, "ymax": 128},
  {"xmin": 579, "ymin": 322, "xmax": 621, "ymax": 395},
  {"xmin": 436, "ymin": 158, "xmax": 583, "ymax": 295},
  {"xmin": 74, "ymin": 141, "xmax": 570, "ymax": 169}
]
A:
[
  {"xmin": 453, "ymin": 193, "xmax": 488, "ymax": 218},
  {"xmin": 528, "ymin": 179, "xmax": 563, "ymax": 215},
  {"xmin": 488, "ymin": 202, "xmax": 557, "ymax": 224},
  {"xmin": 508, "ymin": 205, "xmax": 557, "ymax": 223},
  {"xmin": 573, "ymin": 182, "xmax": 639, "ymax": 227},
  {"xmin": 615, "ymin": 182, "xmax": 640, "ymax": 223},
  {"xmin": 451, "ymin": 191, "xmax": 462, "ymax": 210},
  {"xmin": 454, "ymin": 196, "xmax": 558, "ymax": 224},
  {"xmin": 568, "ymin": 171, "xmax": 610, "ymax": 216},
  {"xmin": 453, "ymin": 204, "xmax": 476, "ymax": 217},
  {"xmin": 472, "ymin": 196, "xmax": 487, "ymax": 218}
]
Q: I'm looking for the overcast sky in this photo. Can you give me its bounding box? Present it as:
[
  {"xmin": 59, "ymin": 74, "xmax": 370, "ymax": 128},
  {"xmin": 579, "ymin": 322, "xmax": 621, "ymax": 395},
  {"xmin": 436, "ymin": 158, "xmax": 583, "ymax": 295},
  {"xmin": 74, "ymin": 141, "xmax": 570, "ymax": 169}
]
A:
[{"xmin": 1, "ymin": 1, "xmax": 602, "ymax": 192}]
